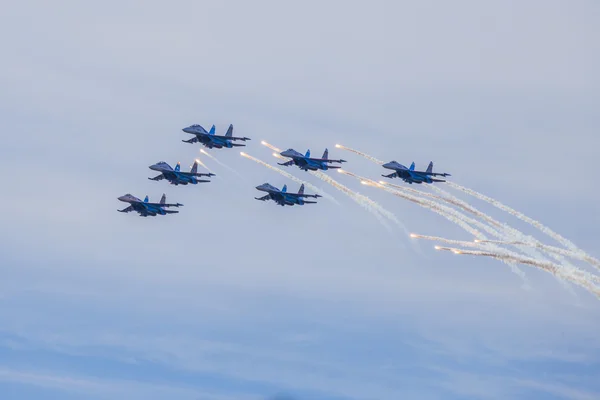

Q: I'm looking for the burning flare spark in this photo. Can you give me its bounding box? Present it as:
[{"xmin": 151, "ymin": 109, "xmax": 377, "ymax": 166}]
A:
[{"xmin": 261, "ymin": 141, "xmax": 282, "ymax": 153}]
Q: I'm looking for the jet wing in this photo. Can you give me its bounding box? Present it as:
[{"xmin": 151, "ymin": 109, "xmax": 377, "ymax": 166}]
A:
[
  {"xmin": 413, "ymin": 170, "xmax": 451, "ymax": 177},
  {"xmin": 382, "ymin": 172, "xmax": 398, "ymax": 178},
  {"xmin": 212, "ymin": 135, "xmax": 251, "ymax": 141},
  {"xmin": 118, "ymin": 206, "xmax": 134, "ymax": 213},
  {"xmin": 178, "ymin": 171, "xmax": 215, "ymax": 178},
  {"xmin": 146, "ymin": 202, "xmax": 183, "ymax": 207},
  {"xmin": 148, "ymin": 174, "xmax": 165, "ymax": 181},
  {"xmin": 182, "ymin": 137, "xmax": 199, "ymax": 143},
  {"xmin": 277, "ymin": 160, "xmax": 294, "ymax": 166},
  {"xmin": 308, "ymin": 158, "xmax": 346, "ymax": 163},
  {"xmin": 255, "ymin": 195, "xmax": 271, "ymax": 201}
]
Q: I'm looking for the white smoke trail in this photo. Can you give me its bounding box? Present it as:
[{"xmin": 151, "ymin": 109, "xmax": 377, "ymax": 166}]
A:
[
  {"xmin": 193, "ymin": 157, "xmax": 212, "ymax": 172},
  {"xmin": 260, "ymin": 141, "xmax": 282, "ymax": 153},
  {"xmin": 445, "ymin": 181, "xmax": 600, "ymax": 275},
  {"xmin": 332, "ymin": 144, "xmax": 590, "ymax": 291},
  {"xmin": 428, "ymin": 184, "xmax": 575, "ymax": 272},
  {"xmin": 410, "ymin": 234, "xmax": 485, "ymax": 249},
  {"xmin": 446, "ymin": 182, "xmax": 575, "ymax": 250},
  {"xmin": 309, "ymin": 170, "xmax": 397, "ymax": 232},
  {"xmin": 340, "ymin": 171, "xmax": 527, "ymax": 281},
  {"xmin": 239, "ymin": 152, "xmax": 338, "ymax": 204},
  {"xmin": 200, "ymin": 149, "xmax": 248, "ymax": 181},
  {"xmin": 435, "ymin": 246, "xmax": 600, "ymax": 299},
  {"xmin": 476, "ymin": 239, "xmax": 600, "ymax": 270},
  {"xmin": 334, "ymin": 144, "xmax": 384, "ymax": 165}
]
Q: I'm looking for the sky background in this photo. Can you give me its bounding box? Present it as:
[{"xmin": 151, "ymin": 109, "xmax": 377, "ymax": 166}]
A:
[{"xmin": 1, "ymin": 1, "xmax": 599, "ymax": 399}]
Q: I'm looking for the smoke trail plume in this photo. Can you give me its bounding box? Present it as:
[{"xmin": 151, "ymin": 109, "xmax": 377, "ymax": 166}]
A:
[
  {"xmin": 193, "ymin": 157, "xmax": 211, "ymax": 172},
  {"xmin": 200, "ymin": 149, "xmax": 247, "ymax": 181},
  {"xmin": 410, "ymin": 233, "xmax": 485, "ymax": 249},
  {"xmin": 339, "ymin": 170, "xmax": 527, "ymax": 281},
  {"xmin": 335, "ymin": 144, "xmax": 384, "ymax": 165},
  {"xmin": 445, "ymin": 181, "xmax": 600, "ymax": 274},
  {"xmin": 239, "ymin": 152, "xmax": 337, "ymax": 203},
  {"xmin": 261, "ymin": 141, "xmax": 282, "ymax": 153},
  {"xmin": 435, "ymin": 246, "xmax": 600, "ymax": 299},
  {"xmin": 476, "ymin": 239, "xmax": 600, "ymax": 270},
  {"xmin": 446, "ymin": 182, "xmax": 575, "ymax": 249}
]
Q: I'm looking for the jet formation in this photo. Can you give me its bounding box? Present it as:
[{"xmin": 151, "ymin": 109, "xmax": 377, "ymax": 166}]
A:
[{"xmin": 118, "ymin": 122, "xmax": 451, "ymax": 216}]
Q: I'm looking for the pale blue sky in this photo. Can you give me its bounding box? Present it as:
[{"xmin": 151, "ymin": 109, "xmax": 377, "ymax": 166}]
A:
[{"xmin": 1, "ymin": 1, "xmax": 599, "ymax": 399}]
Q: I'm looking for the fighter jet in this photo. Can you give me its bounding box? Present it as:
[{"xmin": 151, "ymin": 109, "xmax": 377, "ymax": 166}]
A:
[
  {"xmin": 254, "ymin": 183, "xmax": 321, "ymax": 206},
  {"xmin": 278, "ymin": 148, "xmax": 346, "ymax": 171},
  {"xmin": 382, "ymin": 161, "xmax": 451, "ymax": 184},
  {"xmin": 148, "ymin": 160, "xmax": 215, "ymax": 185},
  {"xmin": 181, "ymin": 123, "xmax": 251, "ymax": 149},
  {"xmin": 117, "ymin": 193, "xmax": 183, "ymax": 217}
]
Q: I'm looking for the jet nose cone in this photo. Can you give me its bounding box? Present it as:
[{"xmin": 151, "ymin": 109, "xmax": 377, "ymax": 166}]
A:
[
  {"xmin": 382, "ymin": 162, "xmax": 393, "ymax": 169},
  {"xmin": 117, "ymin": 196, "xmax": 127, "ymax": 202}
]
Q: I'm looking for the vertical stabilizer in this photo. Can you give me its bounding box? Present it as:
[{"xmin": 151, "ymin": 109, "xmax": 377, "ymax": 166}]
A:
[
  {"xmin": 209, "ymin": 125, "xmax": 216, "ymax": 135},
  {"xmin": 322, "ymin": 148, "xmax": 328, "ymax": 160},
  {"xmin": 282, "ymin": 184, "xmax": 287, "ymax": 193},
  {"xmin": 426, "ymin": 161, "xmax": 433, "ymax": 174},
  {"xmin": 298, "ymin": 184, "xmax": 305, "ymax": 195},
  {"xmin": 191, "ymin": 161, "xmax": 198, "ymax": 174},
  {"xmin": 305, "ymin": 149, "xmax": 311, "ymax": 158},
  {"xmin": 144, "ymin": 195, "xmax": 149, "ymax": 203},
  {"xmin": 175, "ymin": 162, "xmax": 181, "ymax": 172},
  {"xmin": 409, "ymin": 162, "xmax": 415, "ymax": 171},
  {"xmin": 225, "ymin": 124, "xmax": 233, "ymax": 137},
  {"xmin": 160, "ymin": 194, "xmax": 166, "ymax": 205}
]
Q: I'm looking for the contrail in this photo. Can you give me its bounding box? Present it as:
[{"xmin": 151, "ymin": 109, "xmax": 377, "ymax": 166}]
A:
[
  {"xmin": 239, "ymin": 152, "xmax": 338, "ymax": 204},
  {"xmin": 435, "ymin": 246, "xmax": 600, "ymax": 299},
  {"xmin": 261, "ymin": 141, "xmax": 282, "ymax": 153},
  {"xmin": 334, "ymin": 144, "xmax": 384, "ymax": 165},
  {"xmin": 200, "ymin": 149, "xmax": 247, "ymax": 181}
]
